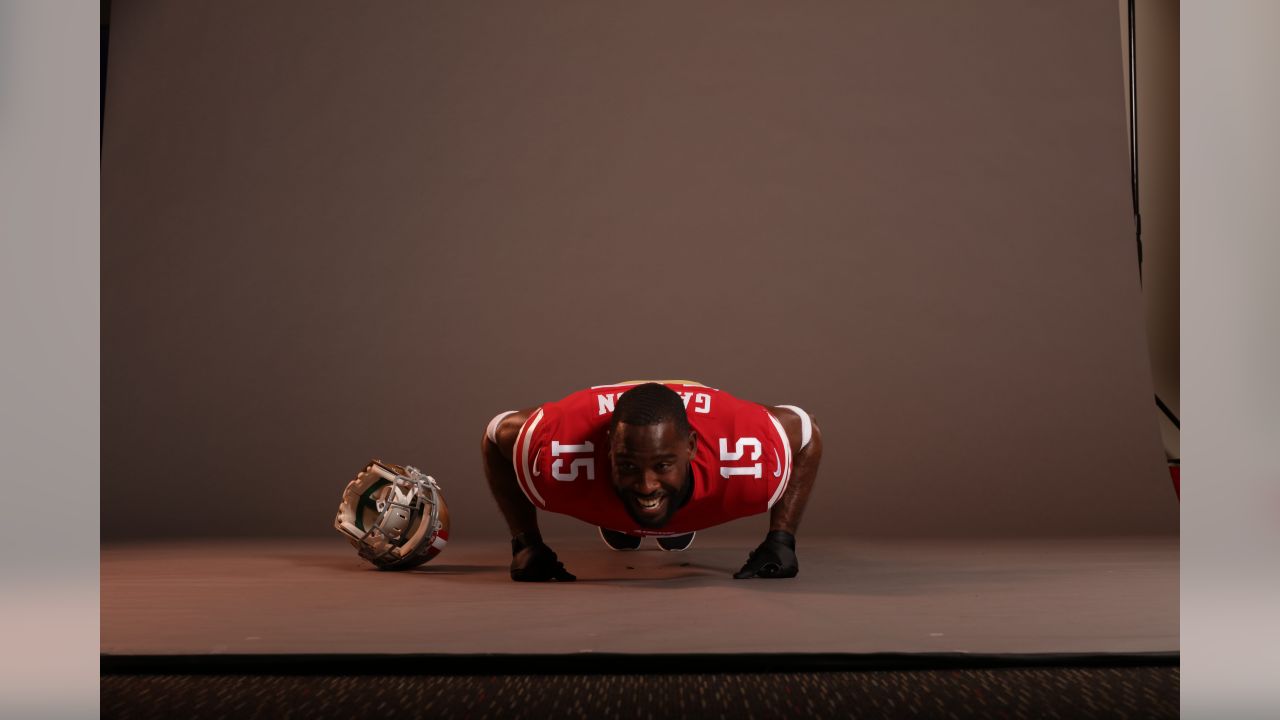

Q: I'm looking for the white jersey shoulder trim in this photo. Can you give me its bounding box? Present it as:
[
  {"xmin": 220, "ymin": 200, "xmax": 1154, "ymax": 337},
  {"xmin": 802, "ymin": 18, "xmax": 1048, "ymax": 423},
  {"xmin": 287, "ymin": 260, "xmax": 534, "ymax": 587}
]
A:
[
  {"xmin": 486, "ymin": 410, "xmax": 519, "ymax": 444},
  {"xmin": 776, "ymin": 405, "xmax": 813, "ymax": 450}
]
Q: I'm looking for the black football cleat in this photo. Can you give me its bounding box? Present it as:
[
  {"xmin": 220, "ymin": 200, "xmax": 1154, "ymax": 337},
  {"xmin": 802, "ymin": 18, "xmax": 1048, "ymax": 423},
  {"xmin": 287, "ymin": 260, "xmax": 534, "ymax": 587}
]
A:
[
  {"xmin": 656, "ymin": 532, "xmax": 696, "ymax": 552},
  {"xmin": 598, "ymin": 527, "xmax": 642, "ymax": 551}
]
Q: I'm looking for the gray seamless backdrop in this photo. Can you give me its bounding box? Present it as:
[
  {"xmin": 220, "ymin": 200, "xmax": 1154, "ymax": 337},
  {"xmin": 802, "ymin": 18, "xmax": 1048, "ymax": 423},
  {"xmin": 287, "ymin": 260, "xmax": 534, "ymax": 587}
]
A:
[{"xmin": 101, "ymin": 1, "xmax": 1176, "ymax": 541}]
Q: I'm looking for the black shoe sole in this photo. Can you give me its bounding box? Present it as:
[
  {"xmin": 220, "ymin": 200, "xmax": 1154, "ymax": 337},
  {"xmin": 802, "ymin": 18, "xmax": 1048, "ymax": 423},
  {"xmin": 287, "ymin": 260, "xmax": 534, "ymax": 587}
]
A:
[
  {"xmin": 598, "ymin": 527, "xmax": 642, "ymax": 551},
  {"xmin": 656, "ymin": 532, "xmax": 695, "ymax": 552}
]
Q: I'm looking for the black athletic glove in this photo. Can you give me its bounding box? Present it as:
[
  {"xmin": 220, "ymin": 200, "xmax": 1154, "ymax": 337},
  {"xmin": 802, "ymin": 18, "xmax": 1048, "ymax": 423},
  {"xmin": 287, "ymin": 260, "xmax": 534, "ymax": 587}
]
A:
[
  {"xmin": 509, "ymin": 533, "xmax": 577, "ymax": 582},
  {"xmin": 733, "ymin": 530, "xmax": 799, "ymax": 579}
]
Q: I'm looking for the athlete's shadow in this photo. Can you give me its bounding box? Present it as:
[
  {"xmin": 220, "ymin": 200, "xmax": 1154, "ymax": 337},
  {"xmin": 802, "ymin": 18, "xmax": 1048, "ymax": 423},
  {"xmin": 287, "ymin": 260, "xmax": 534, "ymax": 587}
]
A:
[
  {"xmin": 283, "ymin": 553, "xmax": 498, "ymax": 576},
  {"xmin": 572, "ymin": 559, "xmax": 729, "ymax": 586},
  {"xmin": 407, "ymin": 564, "xmax": 498, "ymax": 575},
  {"xmin": 565, "ymin": 546, "xmax": 1050, "ymax": 594}
]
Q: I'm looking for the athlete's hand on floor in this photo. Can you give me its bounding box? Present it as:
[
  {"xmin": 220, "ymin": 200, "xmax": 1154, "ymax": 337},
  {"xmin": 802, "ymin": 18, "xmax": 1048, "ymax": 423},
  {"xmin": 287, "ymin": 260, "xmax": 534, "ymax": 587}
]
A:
[
  {"xmin": 510, "ymin": 534, "xmax": 576, "ymax": 582},
  {"xmin": 733, "ymin": 530, "xmax": 799, "ymax": 579}
]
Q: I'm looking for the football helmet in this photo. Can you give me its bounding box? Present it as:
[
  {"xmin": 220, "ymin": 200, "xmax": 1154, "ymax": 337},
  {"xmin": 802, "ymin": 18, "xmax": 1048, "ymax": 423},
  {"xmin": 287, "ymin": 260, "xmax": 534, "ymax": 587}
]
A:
[{"xmin": 334, "ymin": 460, "xmax": 450, "ymax": 570}]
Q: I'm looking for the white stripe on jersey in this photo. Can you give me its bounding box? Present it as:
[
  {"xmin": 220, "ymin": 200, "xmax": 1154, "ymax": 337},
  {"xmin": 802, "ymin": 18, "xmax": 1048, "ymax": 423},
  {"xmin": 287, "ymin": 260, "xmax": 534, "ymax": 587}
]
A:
[
  {"xmin": 766, "ymin": 411, "xmax": 793, "ymax": 509},
  {"xmin": 513, "ymin": 408, "xmax": 547, "ymax": 507}
]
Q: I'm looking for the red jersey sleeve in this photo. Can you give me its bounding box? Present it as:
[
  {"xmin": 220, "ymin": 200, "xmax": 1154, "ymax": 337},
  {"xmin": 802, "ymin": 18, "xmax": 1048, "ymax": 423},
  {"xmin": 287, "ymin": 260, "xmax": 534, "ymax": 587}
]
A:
[
  {"xmin": 682, "ymin": 389, "xmax": 792, "ymax": 526},
  {"xmin": 510, "ymin": 387, "xmax": 622, "ymax": 524}
]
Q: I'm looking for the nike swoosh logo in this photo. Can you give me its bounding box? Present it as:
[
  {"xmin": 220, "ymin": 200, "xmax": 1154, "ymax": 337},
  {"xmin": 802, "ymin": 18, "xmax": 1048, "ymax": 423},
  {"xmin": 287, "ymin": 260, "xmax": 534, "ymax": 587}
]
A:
[
  {"xmin": 772, "ymin": 449, "xmax": 782, "ymax": 477},
  {"xmin": 532, "ymin": 448, "xmax": 542, "ymax": 476}
]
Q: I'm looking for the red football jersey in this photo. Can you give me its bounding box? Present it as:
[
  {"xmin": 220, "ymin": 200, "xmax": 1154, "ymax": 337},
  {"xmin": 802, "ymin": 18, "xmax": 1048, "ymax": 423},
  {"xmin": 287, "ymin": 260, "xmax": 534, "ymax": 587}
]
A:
[{"xmin": 511, "ymin": 381, "xmax": 792, "ymax": 535}]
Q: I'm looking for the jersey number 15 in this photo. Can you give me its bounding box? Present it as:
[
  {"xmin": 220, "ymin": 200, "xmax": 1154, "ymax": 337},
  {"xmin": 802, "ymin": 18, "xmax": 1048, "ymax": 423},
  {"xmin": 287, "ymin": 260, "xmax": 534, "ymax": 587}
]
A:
[
  {"xmin": 719, "ymin": 437, "xmax": 762, "ymax": 479},
  {"xmin": 551, "ymin": 441, "xmax": 595, "ymax": 482}
]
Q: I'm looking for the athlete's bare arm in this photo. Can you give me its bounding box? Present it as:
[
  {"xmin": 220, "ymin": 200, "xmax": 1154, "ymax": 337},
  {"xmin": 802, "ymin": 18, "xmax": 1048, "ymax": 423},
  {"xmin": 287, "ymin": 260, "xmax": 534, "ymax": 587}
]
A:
[
  {"xmin": 730, "ymin": 406, "xmax": 822, "ymax": 579},
  {"xmin": 480, "ymin": 409, "xmax": 538, "ymax": 537},
  {"xmin": 482, "ymin": 408, "xmax": 577, "ymax": 582},
  {"xmin": 766, "ymin": 406, "xmax": 823, "ymax": 535}
]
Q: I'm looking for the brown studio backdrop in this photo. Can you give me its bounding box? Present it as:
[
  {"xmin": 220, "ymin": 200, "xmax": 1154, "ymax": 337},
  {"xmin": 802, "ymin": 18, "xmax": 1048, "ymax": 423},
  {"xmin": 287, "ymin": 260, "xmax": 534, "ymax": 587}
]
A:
[{"xmin": 101, "ymin": 1, "xmax": 1176, "ymax": 541}]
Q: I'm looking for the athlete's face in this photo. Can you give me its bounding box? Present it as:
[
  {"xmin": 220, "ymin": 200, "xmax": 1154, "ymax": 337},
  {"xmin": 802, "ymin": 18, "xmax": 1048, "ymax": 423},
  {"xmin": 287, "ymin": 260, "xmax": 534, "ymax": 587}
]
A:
[{"xmin": 608, "ymin": 420, "xmax": 697, "ymax": 528}]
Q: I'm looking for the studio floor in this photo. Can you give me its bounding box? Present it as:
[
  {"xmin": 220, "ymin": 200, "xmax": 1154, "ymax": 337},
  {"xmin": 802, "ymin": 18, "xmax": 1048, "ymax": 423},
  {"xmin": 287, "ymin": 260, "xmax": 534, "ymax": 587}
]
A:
[{"xmin": 101, "ymin": 534, "xmax": 1177, "ymax": 657}]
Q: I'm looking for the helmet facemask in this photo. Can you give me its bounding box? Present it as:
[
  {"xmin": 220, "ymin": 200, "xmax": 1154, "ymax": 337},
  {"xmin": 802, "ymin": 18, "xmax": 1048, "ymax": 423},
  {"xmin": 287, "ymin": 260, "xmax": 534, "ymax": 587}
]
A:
[{"xmin": 335, "ymin": 461, "xmax": 450, "ymax": 570}]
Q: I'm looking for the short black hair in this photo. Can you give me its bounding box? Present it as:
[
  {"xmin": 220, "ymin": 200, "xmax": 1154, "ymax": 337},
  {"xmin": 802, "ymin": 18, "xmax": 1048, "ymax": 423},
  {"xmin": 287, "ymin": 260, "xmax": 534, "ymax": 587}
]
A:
[{"xmin": 609, "ymin": 383, "xmax": 692, "ymax": 436}]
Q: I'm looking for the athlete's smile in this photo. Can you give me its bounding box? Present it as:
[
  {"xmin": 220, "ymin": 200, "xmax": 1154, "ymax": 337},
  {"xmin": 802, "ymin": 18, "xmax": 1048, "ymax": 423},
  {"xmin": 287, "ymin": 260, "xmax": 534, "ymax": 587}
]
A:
[{"xmin": 630, "ymin": 491, "xmax": 668, "ymax": 517}]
